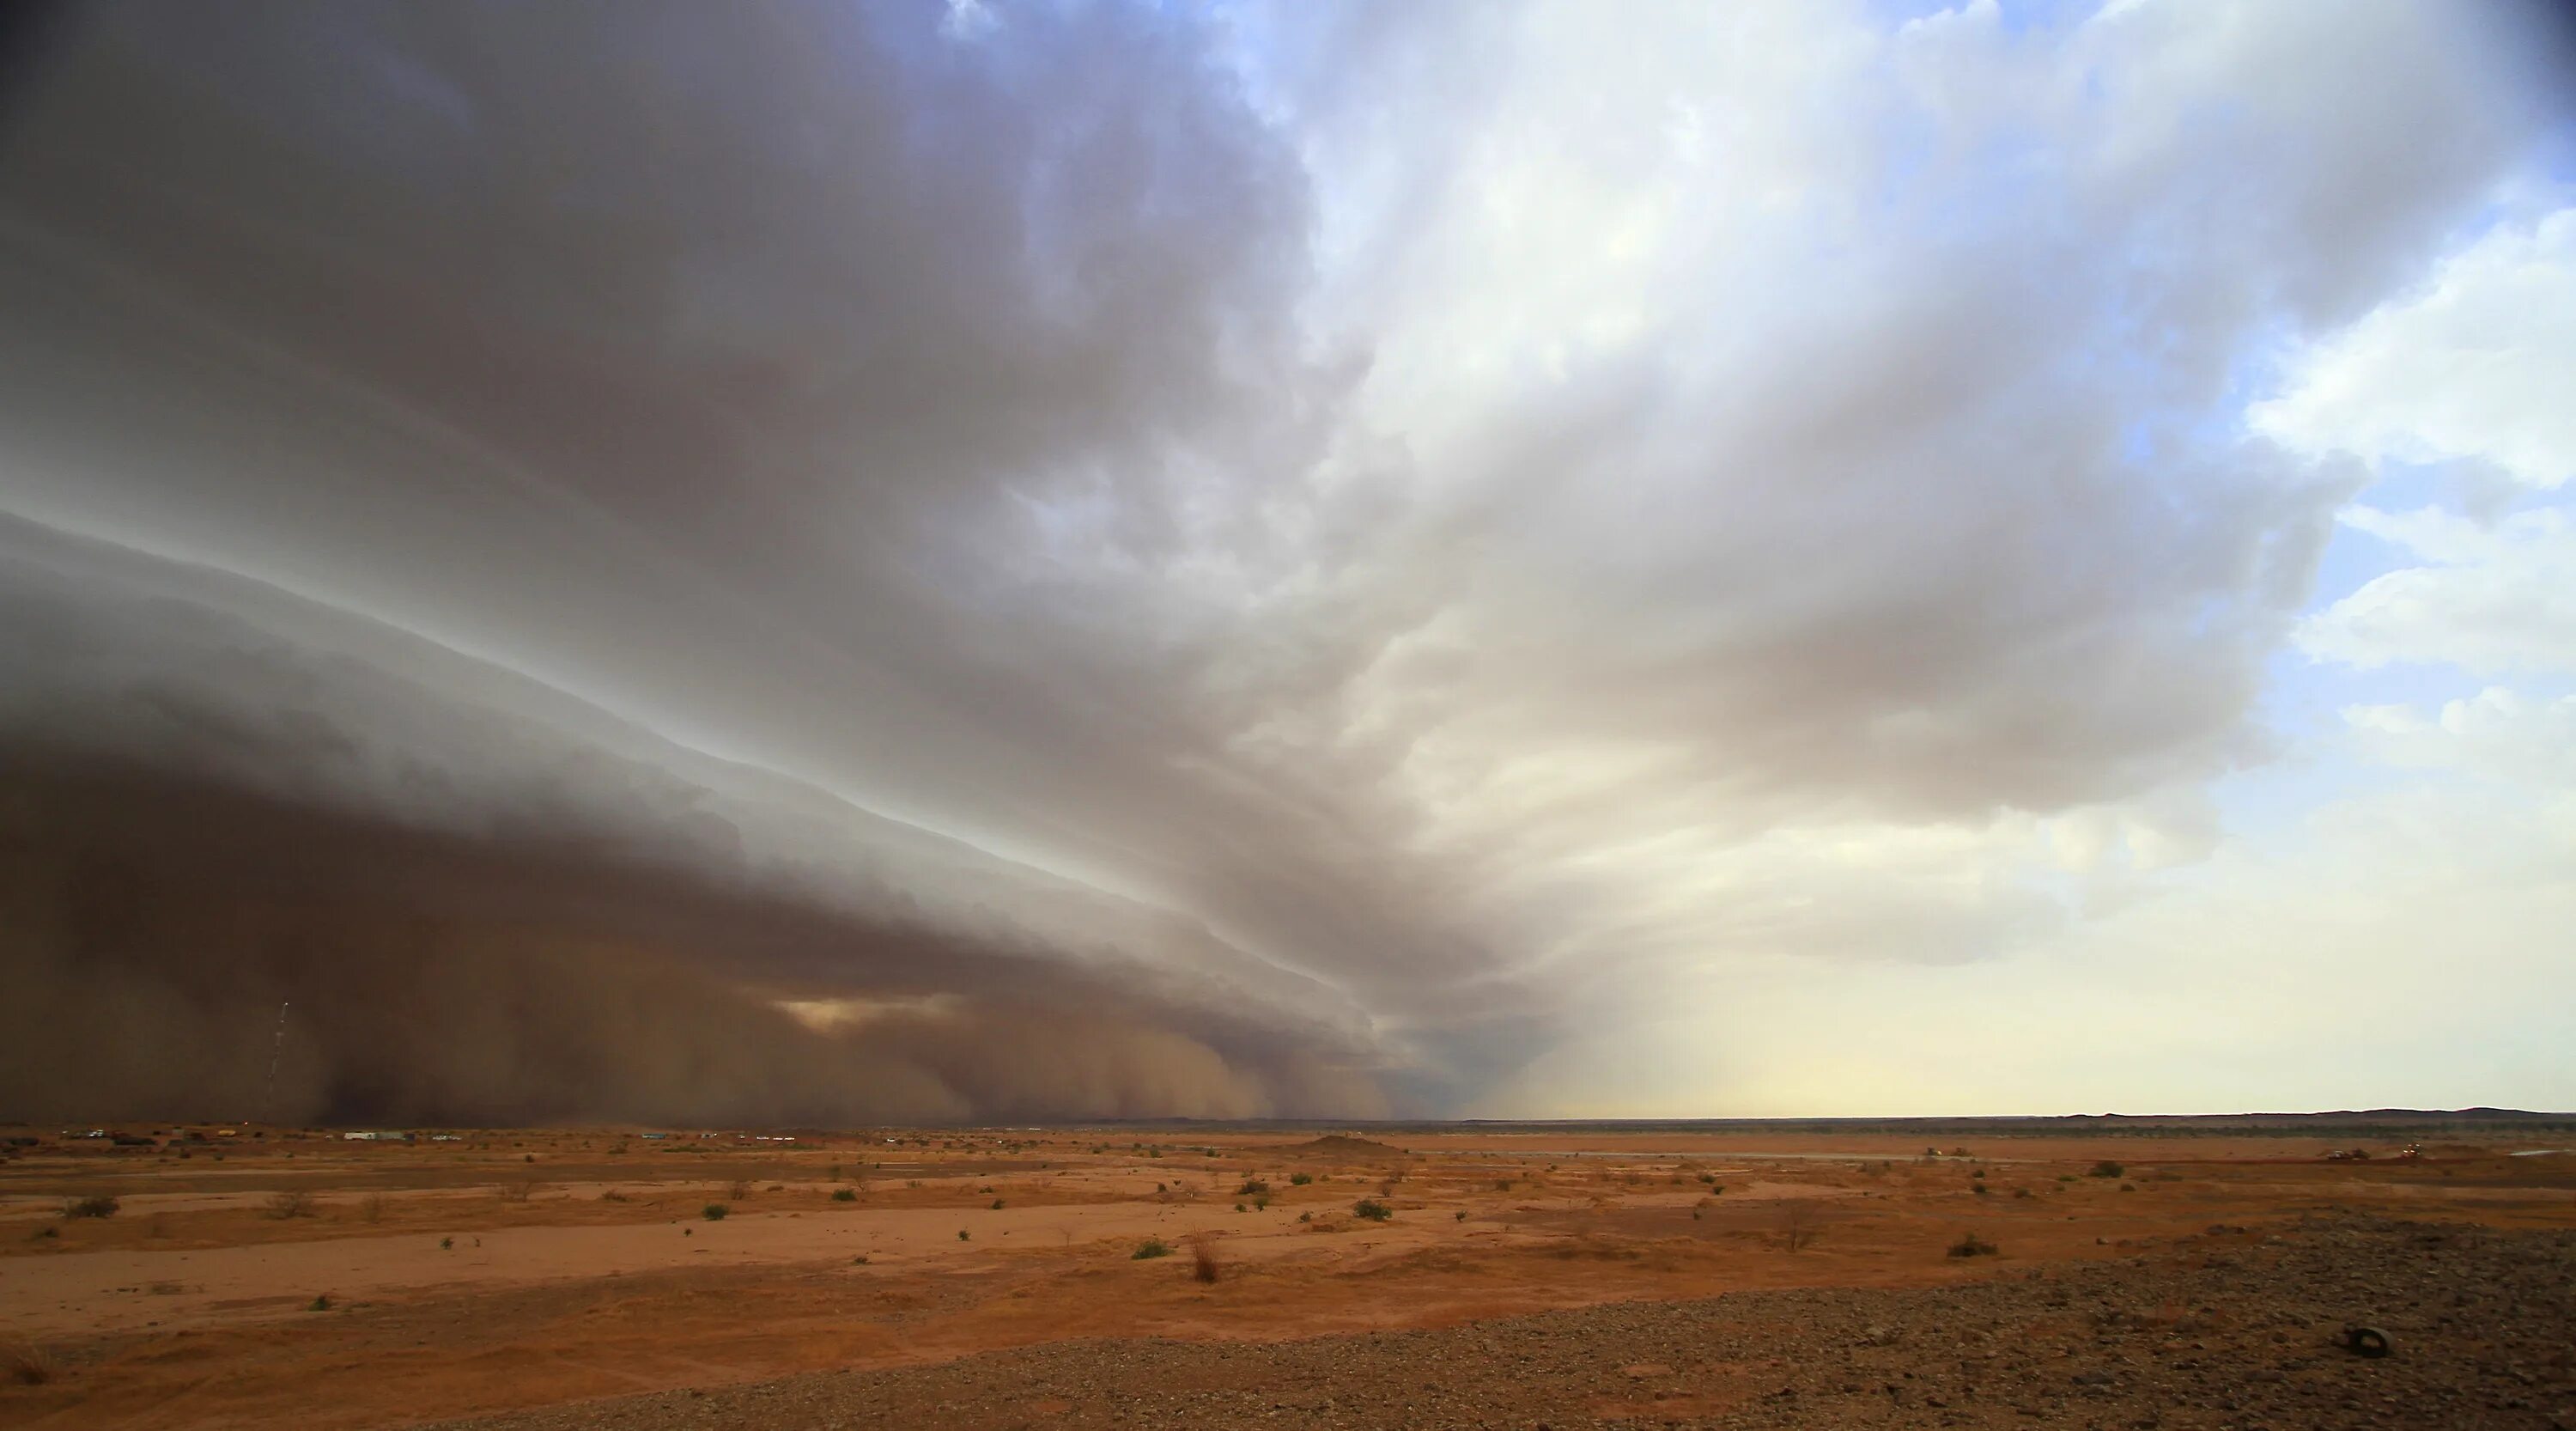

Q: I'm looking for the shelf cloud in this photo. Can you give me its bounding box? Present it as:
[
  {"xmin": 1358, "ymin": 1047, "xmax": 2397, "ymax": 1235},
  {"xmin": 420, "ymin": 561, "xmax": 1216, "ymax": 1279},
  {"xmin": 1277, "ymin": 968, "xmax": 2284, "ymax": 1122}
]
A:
[{"xmin": 3, "ymin": 1, "xmax": 2569, "ymax": 1121}]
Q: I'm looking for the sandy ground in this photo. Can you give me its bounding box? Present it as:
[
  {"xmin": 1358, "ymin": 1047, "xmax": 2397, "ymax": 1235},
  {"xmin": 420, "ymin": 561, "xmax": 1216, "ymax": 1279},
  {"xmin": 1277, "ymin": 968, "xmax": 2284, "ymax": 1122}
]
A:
[{"xmin": 3, "ymin": 1123, "xmax": 2571, "ymax": 1428}]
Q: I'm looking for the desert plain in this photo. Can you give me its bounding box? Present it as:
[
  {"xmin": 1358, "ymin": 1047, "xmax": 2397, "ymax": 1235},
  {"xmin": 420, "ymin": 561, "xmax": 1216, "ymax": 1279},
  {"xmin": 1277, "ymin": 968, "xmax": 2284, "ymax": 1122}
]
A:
[{"xmin": 3, "ymin": 1117, "xmax": 2573, "ymax": 1429}]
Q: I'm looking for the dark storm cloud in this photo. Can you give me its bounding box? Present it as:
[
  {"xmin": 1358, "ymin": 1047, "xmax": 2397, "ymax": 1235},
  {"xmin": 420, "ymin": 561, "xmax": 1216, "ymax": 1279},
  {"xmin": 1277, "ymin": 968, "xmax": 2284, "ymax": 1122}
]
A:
[
  {"xmin": 0, "ymin": 2, "xmax": 2563, "ymax": 1118},
  {"xmin": 0, "ymin": 515, "xmax": 1388, "ymax": 1123}
]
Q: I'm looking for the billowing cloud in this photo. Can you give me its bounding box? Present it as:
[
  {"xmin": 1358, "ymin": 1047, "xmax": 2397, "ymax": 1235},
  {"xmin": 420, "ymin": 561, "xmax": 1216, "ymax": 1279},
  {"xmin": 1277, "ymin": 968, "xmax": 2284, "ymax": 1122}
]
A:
[
  {"xmin": 1, "ymin": 0, "xmax": 2568, "ymax": 1119},
  {"xmin": 2300, "ymin": 506, "xmax": 2576, "ymax": 675},
  {"xmin": 2254, "ymin": 209, "xmax": 2576, "ymax": 490}
]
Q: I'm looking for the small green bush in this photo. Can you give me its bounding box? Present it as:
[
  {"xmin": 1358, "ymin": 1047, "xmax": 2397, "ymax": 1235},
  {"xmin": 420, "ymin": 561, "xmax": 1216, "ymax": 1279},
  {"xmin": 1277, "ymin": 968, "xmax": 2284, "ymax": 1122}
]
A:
[
  {"xmin": 957, "ymin": 1229, "xmax": 970, "ymax": 1241},
  {"xmin": 702, "ymin": 1203, "xmax": 728, "ymax": 1221},
  {"xmin": 831, "ymin": 1188, "xmax": 858, "ymax": 1202},
  {"xmin": 1133, "ymin": 1238, "xmax": 1172, "ymax": 1260},
  {"xmin": 1289, "ymin": 1172, "xmax": 1312, "ymax": 1186},
  {"xmin": 1236, "ymin": 1179, "xmax": 1268, "ymax": 1196},
  {"xmin": 2089, "ymin": 1160, "xmax": 2124, "ymax": 1178},
  {"xmin": 1947, "ymin": 1232, "xmax": 1999, "ymax": 1257},
  {"xmin": 1352, "ymin": 1198, "xmax": 1393, "ymax": 1221}
]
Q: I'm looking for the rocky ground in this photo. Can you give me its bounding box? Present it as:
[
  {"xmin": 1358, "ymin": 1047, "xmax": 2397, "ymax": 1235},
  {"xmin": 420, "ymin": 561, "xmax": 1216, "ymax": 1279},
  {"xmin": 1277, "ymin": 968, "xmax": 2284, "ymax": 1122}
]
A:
[{"xmin": 430, "ymin": 1215, "xmax": 2575, "ymax": 1430}]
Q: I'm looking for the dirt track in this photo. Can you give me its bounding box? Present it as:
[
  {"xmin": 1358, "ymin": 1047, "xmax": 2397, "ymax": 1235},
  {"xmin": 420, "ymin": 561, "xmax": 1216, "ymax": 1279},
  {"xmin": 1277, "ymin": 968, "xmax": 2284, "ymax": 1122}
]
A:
[{"xmin": 427, "ymin": 1217, "xmax": 2575, "ymax": 1430}]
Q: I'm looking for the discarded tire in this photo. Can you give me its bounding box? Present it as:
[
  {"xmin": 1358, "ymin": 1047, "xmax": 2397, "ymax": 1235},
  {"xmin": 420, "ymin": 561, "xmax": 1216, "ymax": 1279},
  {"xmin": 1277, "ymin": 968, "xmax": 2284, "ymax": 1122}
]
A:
[{"xmin": 2341, "ymin": 1324, "xmax": 2392, "ymax": 1358}]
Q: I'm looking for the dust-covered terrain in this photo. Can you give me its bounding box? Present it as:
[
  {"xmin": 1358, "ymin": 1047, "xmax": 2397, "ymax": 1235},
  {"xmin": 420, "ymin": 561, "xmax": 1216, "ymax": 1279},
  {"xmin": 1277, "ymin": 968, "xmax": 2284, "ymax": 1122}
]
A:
[{"xmin": 3, "ymin": 1117, "xmax": 2571, "ymax": 1428}]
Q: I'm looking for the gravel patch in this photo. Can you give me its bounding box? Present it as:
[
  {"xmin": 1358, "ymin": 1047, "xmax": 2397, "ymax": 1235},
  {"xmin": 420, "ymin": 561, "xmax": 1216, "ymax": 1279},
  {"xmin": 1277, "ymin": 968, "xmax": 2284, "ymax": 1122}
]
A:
[{"xmin": 425, "ymin": 1215, "xmax": 2576, "ymax": 1430}]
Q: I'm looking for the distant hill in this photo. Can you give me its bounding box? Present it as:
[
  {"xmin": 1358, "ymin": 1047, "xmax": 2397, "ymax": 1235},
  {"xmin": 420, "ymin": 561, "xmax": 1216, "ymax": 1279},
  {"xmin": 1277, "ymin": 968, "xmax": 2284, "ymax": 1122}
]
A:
[{"xmin": 1279, "ymin": 1134, "xmax": 1409, "ymax": 1159}]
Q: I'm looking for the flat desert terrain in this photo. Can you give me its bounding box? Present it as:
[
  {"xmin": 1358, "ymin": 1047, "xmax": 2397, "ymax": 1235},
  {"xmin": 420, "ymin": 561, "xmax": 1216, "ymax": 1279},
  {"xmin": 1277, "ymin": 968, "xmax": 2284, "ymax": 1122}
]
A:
[{"xmin": 3, "ymin": 1122, "xmax": 2572, "ymax": 1428}]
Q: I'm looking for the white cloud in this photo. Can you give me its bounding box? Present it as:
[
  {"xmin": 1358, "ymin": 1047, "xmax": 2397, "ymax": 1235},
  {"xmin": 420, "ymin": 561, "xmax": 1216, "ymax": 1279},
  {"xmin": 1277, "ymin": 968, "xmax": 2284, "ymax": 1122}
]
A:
[
  {"xmin": 2254, "ymin": 210, "xmax": 2576, "ymax": 488},
  {"xmin": 2344, "ymin": 686, "xmax": 2576, "ymax": 786},
  {"xmin": 2300, "ymin": 506, "xmax": 2576, "ymax": 674}
]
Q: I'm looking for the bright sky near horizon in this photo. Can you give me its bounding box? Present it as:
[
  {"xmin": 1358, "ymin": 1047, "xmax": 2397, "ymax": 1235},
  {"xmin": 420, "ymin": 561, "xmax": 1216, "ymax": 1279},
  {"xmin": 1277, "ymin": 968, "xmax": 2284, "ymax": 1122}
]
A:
[{"xmin": 1, "ymin": 0, "xmax": 2570, "ymax": 1123}]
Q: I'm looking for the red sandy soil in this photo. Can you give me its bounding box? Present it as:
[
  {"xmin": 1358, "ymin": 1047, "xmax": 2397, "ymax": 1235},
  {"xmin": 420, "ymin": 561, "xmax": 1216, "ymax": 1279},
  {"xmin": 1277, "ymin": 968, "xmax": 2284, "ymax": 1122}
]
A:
[{"xmin": 3, "ymin": 1125, "xmax": 2570, "ymax": 1428}]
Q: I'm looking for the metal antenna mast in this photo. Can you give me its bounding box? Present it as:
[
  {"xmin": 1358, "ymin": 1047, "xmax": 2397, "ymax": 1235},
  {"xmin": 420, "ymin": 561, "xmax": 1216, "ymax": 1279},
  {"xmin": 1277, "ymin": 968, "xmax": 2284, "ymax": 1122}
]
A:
[{"xmin": 258, "ymin": 1000, "xmax": 289, "ymax": 1125}]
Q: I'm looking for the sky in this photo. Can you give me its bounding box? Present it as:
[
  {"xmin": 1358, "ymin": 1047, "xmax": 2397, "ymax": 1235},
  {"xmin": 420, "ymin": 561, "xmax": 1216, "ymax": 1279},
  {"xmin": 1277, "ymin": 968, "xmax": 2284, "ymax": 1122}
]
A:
[{"xmin": 0, "ymin": 0, "xmax": 2570, "ymax": 1124}]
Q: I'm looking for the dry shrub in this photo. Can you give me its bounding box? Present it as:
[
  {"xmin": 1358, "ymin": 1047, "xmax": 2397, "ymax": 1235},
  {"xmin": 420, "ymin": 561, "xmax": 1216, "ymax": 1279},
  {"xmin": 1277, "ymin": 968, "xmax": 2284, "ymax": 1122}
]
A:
[
  {"xmin": 358, "ymin": 1193, "xmax": 386, "ymax": 1223},
  {"xmin": 61, "ymin": 1194, "xmax": 119, "ymax": 1220},
  {"xmin": 1188, "ymin": 1233, "xmax": 1221, "ymax": 1284},
  {"xmin": 1948, "ymin": 1231, "xmax": 1999, "ymax": 1258},
  {"xmin": 3, "ymin": 1339, "xmax": 62, "ymax": 1385},
  {"xmin": 727, "ymin": 1179, "xmax": 752, "ymax": 1200},
  {"xmin": 263, "ymin": 1190, "xmax": 315, "ymax": 1220},
  {"xmin": 1780, "ymin": 1200, "xmax": 1819, "ymax": 1253},
  {"xmin": 498, "ymin": 1178, "xmax": 544, "ymax": 1203}
]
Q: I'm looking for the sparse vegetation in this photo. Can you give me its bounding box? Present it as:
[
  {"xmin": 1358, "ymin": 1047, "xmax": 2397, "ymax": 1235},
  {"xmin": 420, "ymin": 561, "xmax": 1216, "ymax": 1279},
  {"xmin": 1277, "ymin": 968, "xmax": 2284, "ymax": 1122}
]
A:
[
  {"xmin": 1781, "ymin": 1200, "xmax": 1820, "ymax": 1252},
  {"xmin": 1948, "ymin": 1232, "xmax": 2000, "ymax": 1257},
  {"xmin": 1188, "ymin": 1233, "xmax": 1220, "ymax": 1283},
  {"xmin": 359, "ymin": 1192, "xmax": 387, "ymax": 1221},
  {"xmin": 1236, "ymin": 1179, "xmax": 1268, "ymax": 1196},
  {"xmin": 1352, "ymin": 1198, "xmax": 1393, "ymax": 1221},
  {"xmin": 61, "ymin": 1194, "xmax": 119, "ymax": 1220},
  {"xmin": 957, "ymin": 1229, "xmax": 970, "ymax": 1241},
  {"xmin": 990, "ymin": 1198, "xmax": 1005, "ymax": 1209},
  {"xmin": 307, "ymin": 1294, "xmax": 333, "ymax": 1311},
  {"xmin": 831, "ymin": 1187, "xmax": 858, "ymax": 1202},
  {"xmin": 263, "ymin": 1190, "xmax": 315, "ymax": 1220},
  {"xmin": 1133, "ymin": 1237, "xmax": 1172, "ymax": 1259},
  {"xmin": 1289, "ymin": 1172, "xmax": 1312, "ymax": 1186},
  {"xmin": 2090, "ymin": 1160, "xmax": 2125, "ymax": 1178},
  {"xmin": 702, "ymin": 1203, "xmax": 728, "ymax": 1221},
  {"xmin": 728, "ymin": 1179, "xmax": 752, "ymax": 1200},
  {"xmin": 440, "ymin": 1236, "xmax": 453, "ymax": 1250},
  {"xmin": 4, "ymin": 1339, "xmax": 63, "ymax": 1385}
]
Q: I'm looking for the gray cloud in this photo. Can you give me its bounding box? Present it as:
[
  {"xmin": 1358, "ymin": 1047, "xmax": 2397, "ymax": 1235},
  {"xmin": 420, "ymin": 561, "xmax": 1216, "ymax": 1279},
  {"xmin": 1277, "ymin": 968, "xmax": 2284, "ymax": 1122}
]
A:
[
  {"xmin": 0, "ymin": 1, "xmax": 2564, "ymax": 1119},
  {"xmin": 0, "ymin": 516, "xmax": 1390, "ymax": 1123}
]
